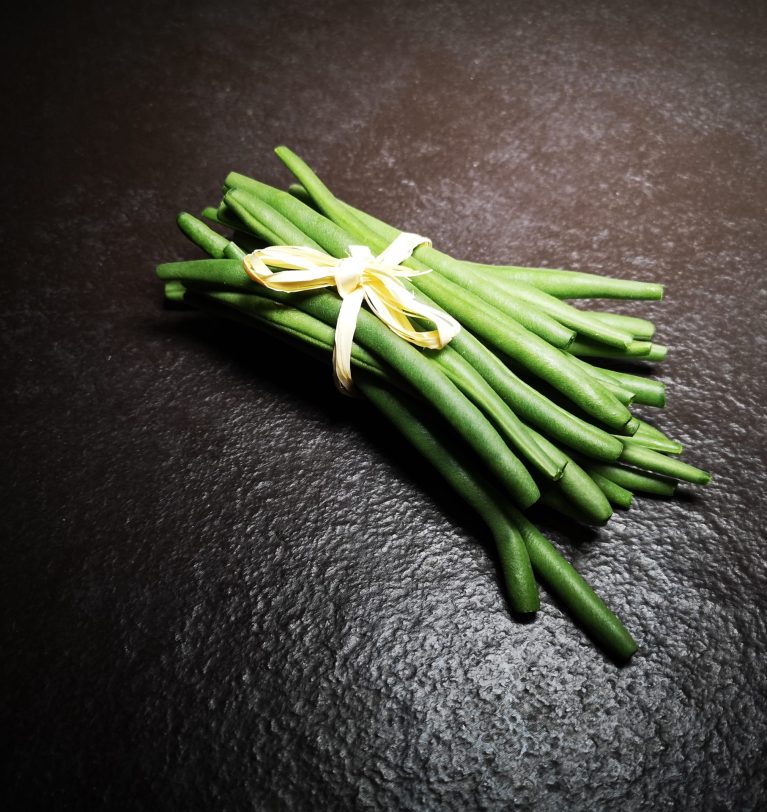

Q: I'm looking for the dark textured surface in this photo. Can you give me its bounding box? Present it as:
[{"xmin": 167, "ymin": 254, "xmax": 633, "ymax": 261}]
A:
[{"xmin": 3, "ymin": 1, "xmax": 767, "ymax": 809}]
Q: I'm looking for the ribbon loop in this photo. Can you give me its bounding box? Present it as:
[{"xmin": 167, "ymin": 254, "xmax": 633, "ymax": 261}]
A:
[
  {"xmin": 376, "ymin": 231, "xmax": 433, "ymax": 267},
  {"xmin": 242, "ymin": 234, "xmax": 460, "ymax": 395}
]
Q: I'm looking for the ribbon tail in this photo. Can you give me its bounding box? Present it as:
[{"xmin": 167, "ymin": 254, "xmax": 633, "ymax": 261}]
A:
[
  {"xmin": 365, "ymin": 284, "xmax": 461, "ymax": 349},
  {"xmin": 332, "ymin": 287, "xmax": 365, "ymax": 396}
]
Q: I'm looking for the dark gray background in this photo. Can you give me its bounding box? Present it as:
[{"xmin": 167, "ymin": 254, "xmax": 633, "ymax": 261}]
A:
[{"xmin": 3, "ymin": 1, "xmax": 766, "ymax": 809}]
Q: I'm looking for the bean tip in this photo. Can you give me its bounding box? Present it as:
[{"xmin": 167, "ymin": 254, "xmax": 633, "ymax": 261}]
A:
[{"xmin": 274, "ymin": 144, "xmax": 294, "ymax": 162}]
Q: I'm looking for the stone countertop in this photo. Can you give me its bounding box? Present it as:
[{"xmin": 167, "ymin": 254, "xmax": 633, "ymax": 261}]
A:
[{"xmin": 3, "ymin": 1, "xmax": 766, "ymax": 809}]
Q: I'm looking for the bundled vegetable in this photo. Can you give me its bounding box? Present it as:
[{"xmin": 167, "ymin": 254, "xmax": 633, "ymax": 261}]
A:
[{"xmin": 157, "ymin": 147, "xmax": 711, "ymax": 661}]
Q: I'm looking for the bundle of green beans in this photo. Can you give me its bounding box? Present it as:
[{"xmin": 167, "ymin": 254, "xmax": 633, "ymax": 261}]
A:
[{"xmin": 156, "ymin": 147, "xmax": 711, "ymax": 661}]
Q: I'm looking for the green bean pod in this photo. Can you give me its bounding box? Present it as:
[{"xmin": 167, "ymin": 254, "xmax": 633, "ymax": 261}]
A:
[
  {"xmin": 618, "ymin": 445, "xmax": 710, "ymax": 485},
  {"xmin": 588, "ymin": 471, "xmax": 634, "ymax": 509},
  {"xmin": 568, "ymin": 339, "xmax": 668, "ymax": 362},
  {"xmin": 505, "ymin": 507, "xmax": 638, "ymax": 659},
  {"xmin": 587, "ymin": 311, "xmax": 656, "ymax": 340},
  {"xmin": 467, "ymin": 262, "xmax": 664, "ymax": 301},
  {"xmin": 618, "ymin": 434, "xmax": 683, "ymax": 456},
  {"xmin": 585, "ymin": 463, "xmax": 677, "ymax": 496}
]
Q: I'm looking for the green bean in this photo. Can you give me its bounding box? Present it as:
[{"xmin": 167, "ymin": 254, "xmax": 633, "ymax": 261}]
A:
[
  {"xmin": 639, "ymin": 344, "xmax": 668, "ymax": 362},
  {"xmin": 181, "ymin": 287, "xmax": 396, "ymax": 386},
  {"xmin": 173, "ymin": 273, "xmax": 638, "ymax": 643},
  {"xmin": 203, "ymin": 201, "xmax": 236, "ymax": 227},
  {"xmin": 226, "ymin": 189, "xmax": 324, "ymax": 252},
  {"xmin": 443, "ymin": 277, "xmax": 579, "ymax": 349},
  {"xmin": 221, "ymin": 191, "xmax": 284, "ymax": 247},
  {"xmin": 602, "ymin": 383, "xmax": 635, "ymax": 406},
  {"xmin": 359, "ymin": 377, "xmax": 636, "ymax": 657},
  {"xmin": 230, "ymin": 181, "xmax": 598, "ymax": 427},
  {"xmin": 212, "ymin": 202, "xmax": 276, "ymax": 253},
  {"xmin": 175, "ymin": 284, "xmax": 623, "ymax": 622},
  {"xmin": 588, "ymin": 471, "xmax": 634, "ymax": 509},
  {"xmin": 173, "ymin": 262, "xmax": 645, "ymax": 522},
  {"xmin": 178, "ymin": 211, "xmax": 249, "ymax": 265},
  {"xmin": 225, "ymin": 172, "xmax": 354, "ymax": 258},
  {"xmin": 635, "ymin": 419, "xmax": 679, "ymax": 445},
  {"xmin": 617, "ymin": 433, "xmax": 683, "ymax": 456},
  {"xmin": 204, "ymin": 203, "xmax": 245, "ymax": 231},
  {"xmin": 163, "ymin": 280, "xmax": 186, "ymax": 302},
  {"xmin": 225, "ymin": 178, "xmax": 639, "ymax": 446},
  {"xmin": 617, "ymin": 416, "xmax": 640, "ymax": 437},
  {"xmin": 467, "ymin": 262, "xmax": 664, "ymax": 301},
  {"xmin": 168, "ymin": 262, "xmax": 635, "ymax": 652},
  {"xmin": 158, "ymin": 156, "xmax": 720, "ymax": 663},
  {"xmin": 176, "ymin": 214, "xmax": 566, "ymax": 484},
  {"xmin": 357, "ymin": 241, "xmax": 580, "ymax": 348},
  {"xmin": 568, "ymin": 338, "xmax": 668, "ymax": 362},
  {"xmin": 412, "ymin": 271, "xmax": 636, "ymax": 431},
  {"xmin": 179, "ymin": 279, "xmax": 538, "ymax": 612},
  {"xmin": 217, "ymin": 291, "xmax": 386, "ymax": 373},
  {"xmin": 587, "ymin": 311, "xmax": 656, "ymax": 340},
  {"xmin": 348, "ymin": 223, "xmax": 579, "ymax": 348},
  {"xmin": 275, "ymin": 171, "xmax": 636, "ymax": 414},
  {"xmin": 565, "ymin": 354, "xmax": 668, "ymax": 408},
  {"xmin": 223, "ymin": 240, "xmax": 247, "ymax": 261},
  {"xmin": 172, "ymin": 215, "xmax": 622, "ymax": 486},
  {"xmin": 178, "ymin": 212, "xmax": 230, "ymax": 257},
  {"xmin": 235, "ymin": 181, "xmax": 580, "ymax": 357},
  {"xmin": 201, "ymin": 205, "xmax": 224, "ymax": 223},
  {"xmin": 197, "ymin": 207, "xmax": 264, "ymax": 254},
  {"xmin": 585, "ymin": 463, "xmax": 677, "ymax": 496},
  {"xmin": 619, "ymin": 445, "xmax": 710, "ymax": 485},
  {"xmin": 505, "ymin": 507, "xmax": 637, "ymax": 660},
  {"xmin": 157, "ymin": 257, "xmax": 255, "ymax": 289},
  {"xmin": 565, "ymin": 355, "xmax": 637, "ymax": 405},
  {"xmin": 287, "ymin": 182, "xmax": 316, "ymax": 207},
  {"xmin": 540, "ymin": 490, "xmax": 603, "ymax": 525},
  {"xmin": 200, "ymin": 174, "xmax": 708, "ymax": 508}
]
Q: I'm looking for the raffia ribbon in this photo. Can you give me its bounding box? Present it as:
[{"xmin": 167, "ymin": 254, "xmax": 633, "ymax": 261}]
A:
[{"xmin": 242, "ymin": 232, "xmax": 461, "ymax": 395}]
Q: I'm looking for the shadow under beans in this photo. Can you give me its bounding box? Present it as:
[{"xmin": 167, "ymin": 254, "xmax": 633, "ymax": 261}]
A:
[
  {"xmin": 151, "ymin": 304, "xmax": 643, "ymax": 653},
  {"xmin": 670, "ymin": 487, "xmax": 705, "ymax": 506},
  {"xmin": 525, "ymin": 503, "xmax": 601, "ymax": 547},
  {"xmin": 150, "ymin": 307, "xmax": 489, "ymax": 542},
  {"xmin": 150, "ymin": 305, "xmax": 567, "ymax": 626},
  {"xmin": 151, "ymin": 308, "xmax": 356, "ymax": 418}
]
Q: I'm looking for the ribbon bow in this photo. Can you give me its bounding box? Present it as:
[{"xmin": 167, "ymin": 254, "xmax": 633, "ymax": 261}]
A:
[{"xmin": 242, "ymin": 232, "xmax": 461, "ymax": 394}]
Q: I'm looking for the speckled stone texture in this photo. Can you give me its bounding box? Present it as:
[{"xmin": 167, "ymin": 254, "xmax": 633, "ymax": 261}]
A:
[{"xmin": 2, "ymin": 0, "xmax": 766, "ymax": 809}]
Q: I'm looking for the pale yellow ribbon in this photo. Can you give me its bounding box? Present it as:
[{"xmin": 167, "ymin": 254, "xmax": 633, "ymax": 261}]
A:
[{"xmin": 242, "ymin": 233, "xmax": 461, "ymax": 394}]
